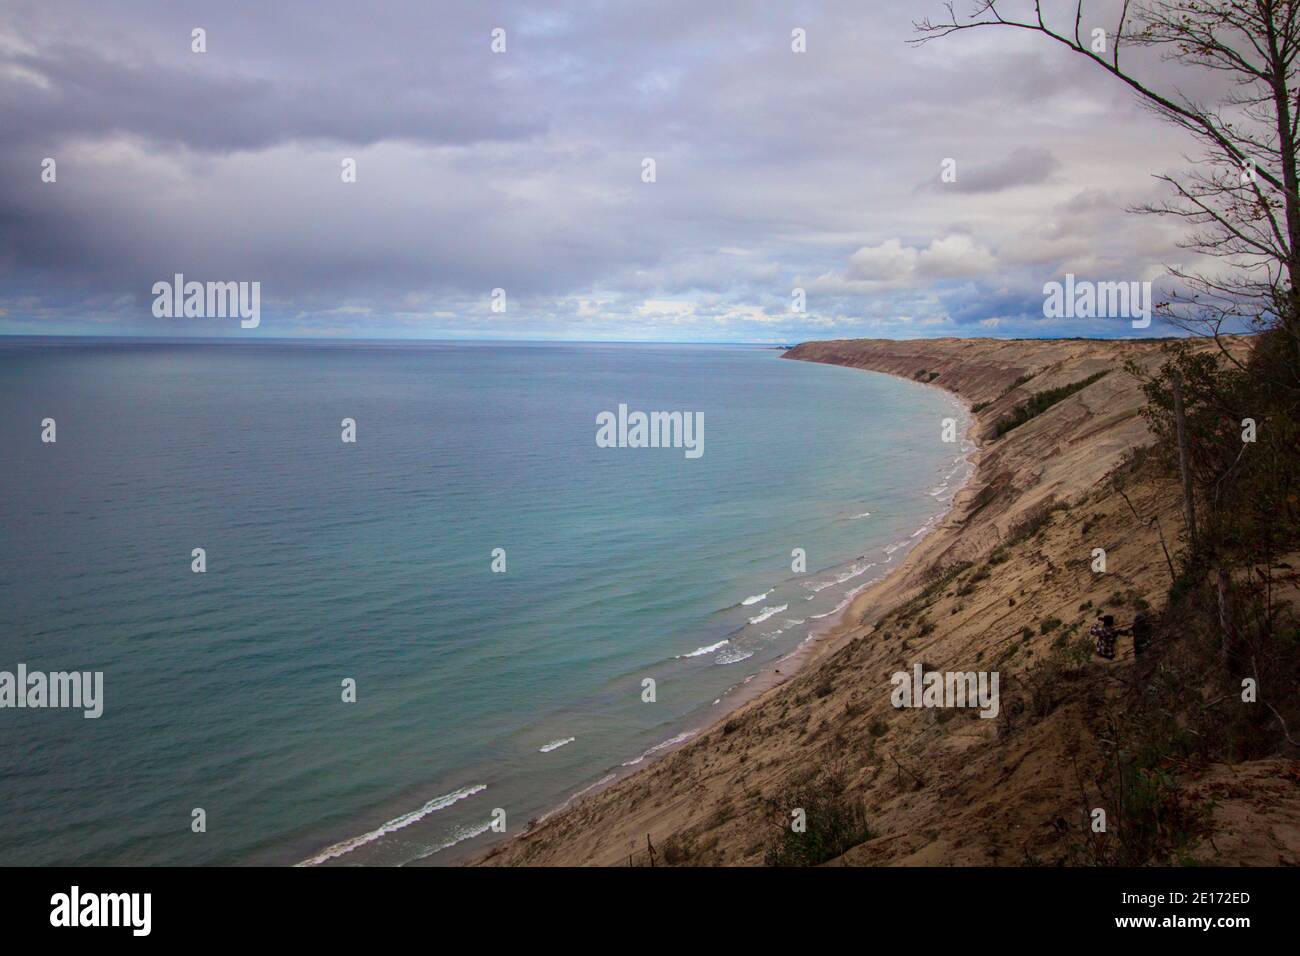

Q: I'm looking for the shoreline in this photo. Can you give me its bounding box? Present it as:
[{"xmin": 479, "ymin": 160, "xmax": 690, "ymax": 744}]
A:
[
  {"xmin": 471, "ymin": 335, "xmax": 1184, "ymax": 867},
  {"xmin": 288, "ymin": 351, "xmax": 971, "ymax": 869},
  {"xmin": 466, "ymin": 362, "xmax": 981, "ymax": 865}
]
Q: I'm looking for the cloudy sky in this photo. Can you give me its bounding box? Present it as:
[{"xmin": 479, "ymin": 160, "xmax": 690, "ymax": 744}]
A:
[{"xmin": 0, "ymin": 1, "xmax": 1222, "ymax": 341}]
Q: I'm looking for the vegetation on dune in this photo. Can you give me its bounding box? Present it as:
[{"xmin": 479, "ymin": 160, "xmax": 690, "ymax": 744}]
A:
[
  {"xmin": 1126, "ymin": 335, "xmax": 1300, "ymax": 757},
  {"xmin": 973, "ymin": 372, "xmax": 1039, "ymax": 414},
  {"xmin": 1023, "ymin": 331, "xmax": 1300, "ymax": 865},
  {"xmin": 993, "ymin": 332, "xmax": 1300, "ymax": 866},
  {"xmin": 1005, "ymin": 372, "xmax": 1035, "ymax": 393},
  {"xmin": 991, "ymin": 371, "xmax": 1110, "ymax": 438},
  {"xmin": 762, "ymin": 767, "xmax": 873, "ymax": 866}
]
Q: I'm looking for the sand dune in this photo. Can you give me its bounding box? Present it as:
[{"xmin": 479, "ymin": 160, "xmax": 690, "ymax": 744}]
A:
[{"xmin": 474, "ymin": 337, "xmax": 1299, "ymax": 866}]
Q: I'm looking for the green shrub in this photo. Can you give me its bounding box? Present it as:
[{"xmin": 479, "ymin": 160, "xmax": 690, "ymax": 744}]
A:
[
  {"xmin": 763, "ymin": 772, "xmax": 873, "ymax": 866},
  {"xmin": 992, "ymin": 371, "xmax": 1109, "ymax": 438},
  {"xmin": 1001, "ymin": 372, "xmax": 1035, "ymax": 396}
]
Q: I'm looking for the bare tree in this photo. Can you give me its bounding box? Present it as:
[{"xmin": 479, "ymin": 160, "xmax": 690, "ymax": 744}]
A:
[{"xmin": 914, "ymin": 1, "xmax": 1300, "ymax": 379}]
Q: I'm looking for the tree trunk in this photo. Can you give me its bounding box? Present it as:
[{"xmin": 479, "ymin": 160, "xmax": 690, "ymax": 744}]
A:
[
  {"xmin": 1170, "ymin": 372, "xmax": 1197, "ymax": 543},
  {"xmin": 1264, "ymin": 10, "xmax": 1300, "ymax": 363}
]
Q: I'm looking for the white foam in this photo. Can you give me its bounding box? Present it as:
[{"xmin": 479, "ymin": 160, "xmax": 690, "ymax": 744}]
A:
[
  {"xmin": 539, "ymin": 736, "xmax": 575, "ymax": 753},
  {"xmin": 741, "ymin": 590, "xmax": 771, "ymax": 606},
  {"xmin": 676, "ymin": 639, "xmax": 730, "ymax": 659},
  {"xmin": 405, "ymin": 819, "xmax": 495, "ymax": 864},
  {"xmin": 833, "ymin": 561, "xmax": 874, "ymax": 584},
  {"xmin": 560, "ymin": 772, "xmax": 617, "ymax": 807},
  {"xmin": 806, "ymin": 560, "xmax": 876, "ymax": 593},
  {"xmin": 715, "ymin": 646, "xmax": 755, "ymax": 665},
  {"xmin": 748, "ymin": 603, "xmax": 788, "ymax": 624},
  {"xmin": 622, "ymin": 730, "xmax": 697, "ymax": 767},
  {"xmin": 808, "ymin": 574, "xmax": 882, "ymax": 625},
  {"xmin": 583, "ymin": 772, "xmax": 617, "ymax": 792},
  {"xmin": 534, "ymin": 773, "xmax": 620, "ymax": 825},
  {"xmin": 846, "ymin": 578, "xmax": 877, "ymax": 600},
  {"xmin": 812, "ymin": 594, "xmax": 854, "ymax": 621},
  {"xmin": 298, "ymin": 783, "xmax": 487, "ymax": 866}
]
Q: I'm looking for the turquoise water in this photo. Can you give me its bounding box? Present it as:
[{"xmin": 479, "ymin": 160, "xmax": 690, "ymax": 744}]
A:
[{"xmin": 0, "ymin": 339, "xmax": 969, "ymax": 865}]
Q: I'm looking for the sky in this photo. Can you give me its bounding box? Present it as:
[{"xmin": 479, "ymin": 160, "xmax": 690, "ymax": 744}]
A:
[{"xmin": 0, "ymin": 0, "xmax": 1231, "ymax": 342}]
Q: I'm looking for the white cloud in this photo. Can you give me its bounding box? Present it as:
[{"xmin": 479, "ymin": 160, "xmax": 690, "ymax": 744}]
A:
[{"xmin": 840, "ymin": 235, "xmax": 997, "ymax": 288}]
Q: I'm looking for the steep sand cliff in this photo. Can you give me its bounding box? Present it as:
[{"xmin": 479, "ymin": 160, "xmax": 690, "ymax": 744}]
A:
[{"xmin": 475, "ymin": 337, "xmax": 1298, "ymax": 866}]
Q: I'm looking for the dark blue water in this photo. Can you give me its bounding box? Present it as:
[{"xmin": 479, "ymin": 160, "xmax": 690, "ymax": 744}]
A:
[{"xmin": 0, "ymin": 339, "xmax": 969, "ymax": 865}]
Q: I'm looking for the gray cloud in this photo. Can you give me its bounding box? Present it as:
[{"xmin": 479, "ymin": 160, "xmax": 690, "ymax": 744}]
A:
[
  {"xmin": 937, "ymin": 146, "xmax": 1061, "ymax": 194},
  {"xmin": 0, "ymin": 0, "xmax": 1226, "ymax": 340}
]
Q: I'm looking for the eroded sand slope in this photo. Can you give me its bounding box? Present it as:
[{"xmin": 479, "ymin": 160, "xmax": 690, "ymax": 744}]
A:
[{"xmin": 475, "ymin": 337, "xmax": 1298, "ymax": 866}]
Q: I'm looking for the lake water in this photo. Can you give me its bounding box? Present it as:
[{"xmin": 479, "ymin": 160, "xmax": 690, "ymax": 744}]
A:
[{"xmin": 0, "ymin": 339, "xmax": 969, "ymax": 865}]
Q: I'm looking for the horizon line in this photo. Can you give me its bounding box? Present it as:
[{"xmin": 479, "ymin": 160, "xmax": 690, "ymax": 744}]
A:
[{"xmin": 0, "ymin": 332, "xmax": 1194, "ymax": 346}]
